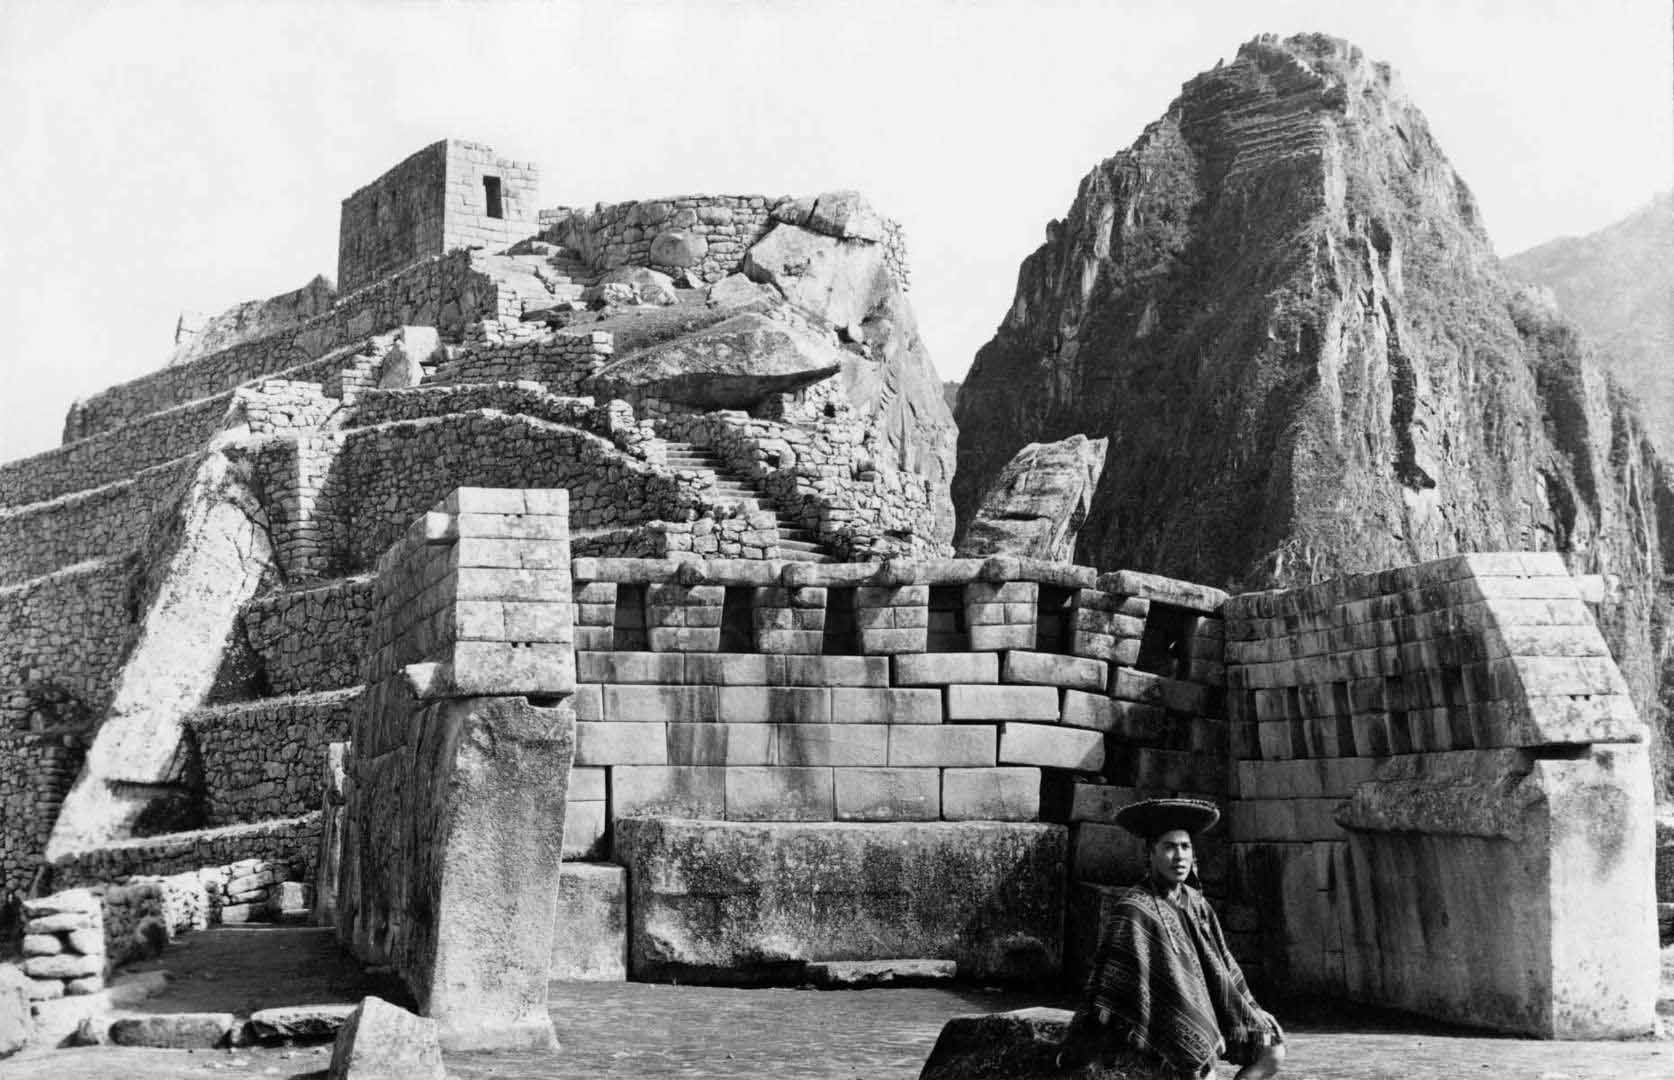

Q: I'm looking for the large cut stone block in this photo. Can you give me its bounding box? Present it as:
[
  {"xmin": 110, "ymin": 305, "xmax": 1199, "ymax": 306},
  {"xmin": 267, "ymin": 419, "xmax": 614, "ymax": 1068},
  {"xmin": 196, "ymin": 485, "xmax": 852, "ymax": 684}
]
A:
[
  {"xmin": 1334, "ymin": 743, "xmax": 1656, "ymax": 1037},
  {"xmin": 829, "ymin": 687, "xmax": 943, "ymax": 725},
  {"xmin": 889, "ymin": 725, "xmax": 997, "ymax": 767},
  {"xmin": 725, "ymin": 766, "xmax": 835, "ymax": 820},
  {"xmin": 942, "ymin": 767, "xmax": 1042, "ymax": 821},
  {"xmin": 616, "ymin": 818, "xmax": 1065, "ymax": 982},
  {"xmin": 605, "ymin": 685, "xmax": 717, "ymax": 723},
  {"xmin": 834, "ymin": 767, "xmax": 941, "ymax": 821},
  {"xmin": 550, "ymin": 863, "xmax": 627, "ymax": 982},
  {"xmin": 946, "ymin": 684, "xmax": 1061, "ymax": 721},
  {"xmin": 716, "ymin": 686, "xmax": 831, "ymax": 724},
  {"xmin": 775, "ymin": 724, "xmax": 890, "ymax": 766},
  {"xmin": 1001, "ymin": 651, "xmax": 1108, "ymax": 691},
  {"xmin": 612, "ymin": 765, "xmax": 727, "ymax": 822},
  {"xmin": 575, "ymin": 721, "xmax": 668, "ymax": 765},
  {"xmin": 895, "ymin": 652, "xmax": 999, "ymax": 685},
  {"xmin": 999, "ymin": 723, "xmax": 1104, "ymax": 771},
  {"xmin": 668, "ymin": 723, "xmax": 774, "ymax": 765}
]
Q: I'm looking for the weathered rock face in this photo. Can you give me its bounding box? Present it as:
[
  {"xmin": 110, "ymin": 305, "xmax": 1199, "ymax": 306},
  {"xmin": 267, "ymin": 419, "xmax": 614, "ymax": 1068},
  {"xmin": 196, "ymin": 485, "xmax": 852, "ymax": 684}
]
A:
[
  {"xmin": 1506, "ymin": 193, "xmax": 1674, "ymax": 456},
  {"xmin": 745, "ymin": 195, "xmax": 958, "ymax": 548},
  {"xmin": 953, "ymin": 33, "xmax": 1674, "ymax": 790},
  {"xmin": 957, "ymin": 434, "xmax": 1108, "ymax": 561},
  {"xmin": 170, "ymin": 274, "xmax": 336, "ymax": 367},
  {"xmin": 587, "ymin": 312, "xmax": 843, "ymax": 409}
]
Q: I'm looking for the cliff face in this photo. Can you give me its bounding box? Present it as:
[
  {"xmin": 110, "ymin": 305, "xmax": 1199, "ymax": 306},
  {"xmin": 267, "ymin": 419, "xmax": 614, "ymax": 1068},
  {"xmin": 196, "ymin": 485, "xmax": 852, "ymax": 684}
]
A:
[
  {"xmin": 1506, "ymin": 193, "xmax": 1674, "ymax": 456},
  {"xmin": 954, "ymin": 33, "xmax": 1674, "ymax": 787}
]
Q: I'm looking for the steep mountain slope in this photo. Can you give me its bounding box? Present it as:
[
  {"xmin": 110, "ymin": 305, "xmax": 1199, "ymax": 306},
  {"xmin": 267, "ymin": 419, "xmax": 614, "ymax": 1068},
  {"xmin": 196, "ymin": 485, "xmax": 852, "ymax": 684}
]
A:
[
  {"xmin": 1506, "ymin": 193, "xmax": 1674, "ymax": 455},
  {"xmin": 954, "ymin": 33, "xmax": 1674, "ymax": 786}
]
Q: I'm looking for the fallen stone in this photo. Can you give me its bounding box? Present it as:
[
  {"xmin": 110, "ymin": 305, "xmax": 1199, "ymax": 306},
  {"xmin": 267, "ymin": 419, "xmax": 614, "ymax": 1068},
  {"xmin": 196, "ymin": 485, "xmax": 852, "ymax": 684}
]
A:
[
  {"xmin": 919, "ymin": 1006, "xmax": 1176, "ymax": 1079},
  {"xmin": 247, "ymin": 1002, "xmax": 358, "ymax": 1043},
  {"xmin": 586, "ymin": 312, "xmax": 842, "ymax": 409},
  {"xmin": 108, "ymin": 1012, "xmax": 236, "ymax": 1049},
  {"xmin": 583, "ymin": 281, "xmax": 638, "ymax": 307},
  {"xmin": 650, "ymin": 229, "xmax": 708, "ymax": 268},
  {"xmin": 326, "ymin": 996, "xmax": 446, "ymax": 1080},
  {"xmin": 805, "ymin": 958, "xmax": 955, "ymax": 988},
  {"xmin": 956, "ymin": 434, "xmax": 1109, "ymax": 562},
  {"xmin": 595, "ymin": 266, "xmax": 679, "ymax": 306},
  {"xmin": 707, "ymin": 272, "xmax": 770, "ymax": 308},
  {"xmin": 0, "ymin": 964, "xmax": 31, "ymax": 1058}
]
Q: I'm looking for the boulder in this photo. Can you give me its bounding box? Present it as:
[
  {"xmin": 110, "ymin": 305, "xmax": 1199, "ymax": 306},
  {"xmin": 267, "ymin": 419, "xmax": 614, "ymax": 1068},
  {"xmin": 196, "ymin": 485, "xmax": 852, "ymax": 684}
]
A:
[
  {"xmin": 918, "ymin": 1007, "xmax": 1176, "ymax": 1080},
  {"xmin": 707, "ymin": 272, "xmax": 770, "ymax": 309},
  {"xmin": 377, "ymin": 326, "xmax": 440, "ymax": 388},
  {"xmin": 744, "ymin": 224, "xmax": 889, "ymax": 331},
  {"xmin": 586, "ymin": 312, "xmax": 843, "ymax": 409},
  {"xmin": 956, "ymin": 434, "xmax": 1109, "ymax": 561},
  {"xmin": 805, "ymin": 190, "xmax": 888, "ymax": 242},
  {"xmin": 0, "ymin": 964, "xmax": 31, "ymax": 1058},
  {"xmin": 326, "ymin": 996, "xmax": 445, "ymax": 1080},
  {"xmin": 650, "ymin": 230, "xmax": 708, "ymax": 268},
  {"xmin": 616, "ymin": 819, "xmax": 1065, "ymax": 983},
  {"xmin": 595, "ymin": 266, "xmax": 680, "ymax": 306}
]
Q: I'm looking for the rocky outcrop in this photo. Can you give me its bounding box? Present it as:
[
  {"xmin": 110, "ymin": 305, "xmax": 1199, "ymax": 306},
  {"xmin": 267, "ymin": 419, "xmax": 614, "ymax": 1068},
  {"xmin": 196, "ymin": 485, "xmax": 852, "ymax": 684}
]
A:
[
  {"xmin": 170, "ymin": 275, "xmax": 336, "ymax": 367},
  {"xmin": 745, "ymin": 194, "xmax": 958, "ymax": 549},
  {"xmin": 956, "ymin": 434, "xmax": 1108, "ymax": 561},
  {"xmin": 953, "ymin": 33, "xmax": 1674, "ymax": 791},
  {"xmin": 587, "ymin": 312, "xmax": 843, "ymax": 409},
  {"xmin": 1507, "ymin": 193, "xmax": 1674, "ymax": 456}
]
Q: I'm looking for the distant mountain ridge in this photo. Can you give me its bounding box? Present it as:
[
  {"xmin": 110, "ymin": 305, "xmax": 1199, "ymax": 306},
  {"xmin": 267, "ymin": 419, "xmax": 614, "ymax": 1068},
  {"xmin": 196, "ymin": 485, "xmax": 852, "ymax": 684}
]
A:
[
  {"xmin": 952, "ymin": 33, "xmax": 1674, "ymax": 789},
  {"xmin": 1506, "ymin": 192, "xmax": 1674, "ymax": 456}
]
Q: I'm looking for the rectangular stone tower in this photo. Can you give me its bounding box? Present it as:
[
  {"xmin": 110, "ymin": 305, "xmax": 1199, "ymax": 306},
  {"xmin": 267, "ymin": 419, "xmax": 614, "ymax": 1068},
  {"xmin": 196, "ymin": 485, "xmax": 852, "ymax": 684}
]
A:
[{"xmin": 336, "ymin": 139, "xmax": 539, "ymax": 294}]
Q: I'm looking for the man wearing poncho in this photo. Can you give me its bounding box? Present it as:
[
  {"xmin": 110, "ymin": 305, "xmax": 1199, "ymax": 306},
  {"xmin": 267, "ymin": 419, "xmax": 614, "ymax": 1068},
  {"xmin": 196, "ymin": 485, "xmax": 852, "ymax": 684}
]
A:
[{"xmin": 1063, "ymin": 798, "xmax": 1285, "ymax": 1079}]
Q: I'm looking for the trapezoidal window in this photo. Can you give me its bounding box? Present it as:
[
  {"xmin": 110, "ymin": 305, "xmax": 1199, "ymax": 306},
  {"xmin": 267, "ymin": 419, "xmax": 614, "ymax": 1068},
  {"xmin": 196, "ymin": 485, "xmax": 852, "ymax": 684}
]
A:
[
  {"xmin": 719, "ymin": 586, "xmax": 755, "ymax": 653},
  {"xmin": 1135, "ymin": 601, "xmax": 1193, "ymax": 679},
  {"xmin": 1036, "ymin": 585, "xmax": 1076, "ymax": 655},
  {"xmin": 483, "ymin": 175, "xmax": 504, "ymax": 219},
  {"xmin": 612, "ymin": 584, "xmax": 649, "ymax": 651},
  {"xmin": 822, "ymin": 587, "xmax": 860, "ymax": 656},
  {"xmin": 927, "ymin": 586, "xmax": 968, "ymax": 652}
]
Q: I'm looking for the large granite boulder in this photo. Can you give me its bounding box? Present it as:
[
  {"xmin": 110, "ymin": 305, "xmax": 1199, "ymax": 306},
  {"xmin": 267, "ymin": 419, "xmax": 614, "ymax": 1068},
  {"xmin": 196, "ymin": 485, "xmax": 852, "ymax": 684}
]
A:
[
  {"xmin": 957, "ymin": 434, "xmax": 1109, "ymax": 561},
  {"xmin": 585, "ymin": 312, "xmax": 843, "ymax": 409}
]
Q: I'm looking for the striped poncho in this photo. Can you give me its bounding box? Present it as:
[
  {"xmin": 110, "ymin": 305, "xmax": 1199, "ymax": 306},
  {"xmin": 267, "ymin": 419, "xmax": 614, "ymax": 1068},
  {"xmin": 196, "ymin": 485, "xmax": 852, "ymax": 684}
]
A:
[{"xmin": 1070, "ymin": 879, "xmax": 1282, "ymax": 1079}]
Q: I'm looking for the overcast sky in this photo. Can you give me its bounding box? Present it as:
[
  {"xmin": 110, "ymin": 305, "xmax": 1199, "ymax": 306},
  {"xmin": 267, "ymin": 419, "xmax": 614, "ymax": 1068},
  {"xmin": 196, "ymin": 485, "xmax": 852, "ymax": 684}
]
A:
[{"xmin": 1, "ymin": 0, "xmax": 1669, "ymax": 463}]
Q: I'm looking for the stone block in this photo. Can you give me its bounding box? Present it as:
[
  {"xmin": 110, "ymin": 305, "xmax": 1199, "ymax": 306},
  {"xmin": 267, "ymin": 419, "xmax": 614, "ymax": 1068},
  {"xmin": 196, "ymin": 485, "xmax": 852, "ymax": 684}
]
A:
[
  {"xmin": 22, "ymin": 953, "xmax": 101, "ymax": 980},
  {"xmin": 945, "ymin": 684, "xmax": 1061, "ymax": 721},
  {"xmin": 569, "ymin": 766, "xmax": 608, "ymax": 802},
  {"xmin": 775, "ymin": 724, "xmax": 890, "ymax": 766},
  {"xmin": 577, "ymin": 651, "xmax": 684, "ymax": 684},
  {"xmin": 968, "ymin": 624, "xmax": 1036, "ymax": 651},
  {"xmin": 1071, "ymin": 822, "xmax": 1145, "ymax": 885},
  {"xmin": 21, "ymin": 934, "xmax": 62, "ymax": 956},
  {"xmin": 1097, "ymin": 570, "xmax": 1227, "ymax": 613},
  {"xmin": 805, "ymin": 959, "xmax": 956, "ymax": 988},
  {"xmin": 834, "ymin": 767, "xmax": 941, "ymax": 821},
  {"xmin": 685, "ymin": 653, "xmax": 772, "ymax": 685},
  {"xmin": 325, "ymin": 996, "xmax": 445, "ymax": 1080},
  {"xmin": 999, "ymin": 723, "xmax": 1104, "ymax": 771},
  {"xmin": 562, "ymin": 799, "xmax": 608, "ymax": 859},
  {"xmin": 725, "ymin": 766, "xmax": 835, "ymax": 820},
  {"xmin": 611, "ymin": 765, "xmax": 727, "ymax": 821},
  {"xmin": 648, "ymin": 627, "xmax": 721, "ymax": 652},
  {"xmin": 550, "ymin": 863, "xmax": 628, "ymax": 982},
  {"xmin": 572, "ymin": 684, "xmax": 603, "ymax": 722},
  {"xmin": 1002, "ymin": 651, "xmax": 1107, "ymax": 691},
  {"xmin": 668, "ymin": 723, "xmax": 775, "ymax": 765},
  {"xmin": 942, "ymin": 768, "xmax": 1043, "ymax": 821},
  {"xmin": 894, "ymin": 652, "xmax": 999, "ymax": 686},
  {"xmin": 1069, "ymin": 783, "xmax": 1141, "ymax": 824},
  {"xmin": 448, "ymin": 641, "xmax": 574, "ymax": 696},
  {"xmin": 247, "ymin": 1004, "xmax": 357, "ymax": 1044},
  {"xmin": 575, "ymin": 722, "xmax": 669, "ymax": 765},
  {"xmin": 24, "ymin": 912, "xmax": 94, "ymax": 935},
  {"xmin": 918, "ymin": 1007, "xmax": 1167, "ymax": 1080},
  {"xmin": 106, "ymin": 1013, "xmax": 235, "ymax": 1050},
  {"xmin": 604, "ymin": 684, "xmax": 717, "ymax": 723},
  {"xmin": 616, "ymin": 818, "xmax": 1065, "ymax": 982},
  {"xmin": 859, "ymin": 627, "xmax": 930, "ymax": 654},
  {"xmin": 777, "ymin": 655, "xmax": 890, "ymax": 687},
  {"xmin": 889, "ymin": 725, "xmax": 998, "ymax": 767},
  {"xmin": 1132, "ymin": 747, "xmax": 1225, "ymax": 792},
  {"xmin": 755, "ymin": 629, "xmax": 825, "ymax": 654},
  {"xmin": 715, "ymin": 686, "xmax": 830, "ymax": 724}
]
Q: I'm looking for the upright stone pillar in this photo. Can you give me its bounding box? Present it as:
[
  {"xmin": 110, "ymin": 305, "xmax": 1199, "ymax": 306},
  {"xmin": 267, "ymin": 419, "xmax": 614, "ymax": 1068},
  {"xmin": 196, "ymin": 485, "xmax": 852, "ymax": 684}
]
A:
[{"xmin": 340, "ymin": 488, "xmax": 576, "ymax": 1051}]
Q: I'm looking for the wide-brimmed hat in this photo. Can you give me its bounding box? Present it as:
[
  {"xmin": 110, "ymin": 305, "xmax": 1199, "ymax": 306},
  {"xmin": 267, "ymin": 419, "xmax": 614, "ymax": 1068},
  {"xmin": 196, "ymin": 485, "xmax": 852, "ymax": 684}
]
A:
[{"xmin": 1114, "ymin": 797, "xmax": 1221, "ymax": 839}]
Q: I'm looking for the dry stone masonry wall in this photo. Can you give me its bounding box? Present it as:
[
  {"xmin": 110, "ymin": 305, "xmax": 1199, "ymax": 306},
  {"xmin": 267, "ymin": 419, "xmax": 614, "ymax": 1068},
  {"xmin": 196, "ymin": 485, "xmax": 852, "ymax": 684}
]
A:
[
  {"xmin": 187, "ymin": 689, "xmax": 360, "ymax": 826},
  {"xmin": 0, "ymin": 559, "xmax": 138, "ymax": 734},
  {"xmin": 0, "ymin": 732, "xmax": 87, "ymax": 896},
  {"xmin": 244, "ymin": 580, "xmax": 375, "ymax": 696}
]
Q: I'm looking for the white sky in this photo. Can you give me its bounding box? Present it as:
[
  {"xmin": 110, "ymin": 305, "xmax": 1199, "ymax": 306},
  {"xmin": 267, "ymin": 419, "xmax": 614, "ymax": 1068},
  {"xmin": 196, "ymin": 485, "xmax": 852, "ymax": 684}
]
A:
[{"xmin": 1, "ymin": 0, "xmax": 1669, "ymax": 463}]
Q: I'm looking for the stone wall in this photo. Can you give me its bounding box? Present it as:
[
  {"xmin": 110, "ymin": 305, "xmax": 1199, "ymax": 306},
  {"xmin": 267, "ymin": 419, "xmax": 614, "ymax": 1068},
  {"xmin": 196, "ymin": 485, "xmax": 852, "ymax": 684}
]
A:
[
  {"xmin": 187, "ymin": 689, "xmax": 360, "ymax": 826},
  {"xmin": 0, "ymin": 732, "xmax": 87, "ymax": 897},
  {"xmin": 1223, "ymin": 552, "xmax": 1655, "ymax": 1037},
  {"xmin": 15, "ymin": 889, "xmax": 104, "ymax": 1000},
  {"xmin": 430, "ymin": 328, "xmax": 614, "ymax": 395},
  {"xmin": 338, "ymin": 140, "xmax": 538, "ymax": 295},
  {"xmin": 0, "ymin": 558, "xmax": 137, "ymax": 733},
  {"xmin": 339, "ymin": 488, "xmax": 576, "ymax": 1050},
  {"xmin": 244, "ymin": 581, "xmax": 375, "ymax": 696},
  {"xmin": 0, "ymin": 456, "xmax": 198, "ymax": 588},
  {"xmin": 544, "ymin": 193, "xmax": 910, "ymax": 291},
  {"xmin": 52, "ymin": 815, "xmax": 319, "ymax": 892},
  {"xmin": 62, "ymin": 250, "xmax": 508, "ymax": 442}
]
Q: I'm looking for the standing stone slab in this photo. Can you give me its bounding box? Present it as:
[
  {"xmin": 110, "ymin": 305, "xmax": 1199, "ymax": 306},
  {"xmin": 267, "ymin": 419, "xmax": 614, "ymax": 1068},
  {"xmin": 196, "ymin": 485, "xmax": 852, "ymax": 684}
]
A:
[
  {"xmin": 550, "ymin": 863, "xmax": 628, "ymax": 982},
  {"xmin": 617, "ymin": 818, "xmax": 1065, "ymax": 983}
]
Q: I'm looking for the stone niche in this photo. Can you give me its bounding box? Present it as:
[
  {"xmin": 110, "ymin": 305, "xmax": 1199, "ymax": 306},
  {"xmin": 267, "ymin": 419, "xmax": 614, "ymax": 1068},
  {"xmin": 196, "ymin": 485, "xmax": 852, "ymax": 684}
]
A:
[{"xmin": 337, "ymin": 139, "xmax": 539, "ymax": 295}]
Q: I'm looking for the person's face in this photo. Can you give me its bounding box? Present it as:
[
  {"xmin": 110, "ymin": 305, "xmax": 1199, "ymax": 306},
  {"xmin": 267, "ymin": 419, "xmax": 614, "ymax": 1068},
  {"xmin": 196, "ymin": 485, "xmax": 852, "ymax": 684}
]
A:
[{"xmin": 1149, "ymin": 829, "xmax": 1193, "ymax": 885}]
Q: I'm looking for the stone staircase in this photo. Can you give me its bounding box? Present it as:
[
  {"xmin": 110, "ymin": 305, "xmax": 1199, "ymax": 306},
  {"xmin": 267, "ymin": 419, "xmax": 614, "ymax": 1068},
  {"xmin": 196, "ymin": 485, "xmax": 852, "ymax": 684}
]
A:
[
  {"xmin": 658, "ymin": 440, "xmax": 833, "ymax": 562},
  {"xmin": 495, "ymin": 244, "xmax": 595, "ymax": 318}
]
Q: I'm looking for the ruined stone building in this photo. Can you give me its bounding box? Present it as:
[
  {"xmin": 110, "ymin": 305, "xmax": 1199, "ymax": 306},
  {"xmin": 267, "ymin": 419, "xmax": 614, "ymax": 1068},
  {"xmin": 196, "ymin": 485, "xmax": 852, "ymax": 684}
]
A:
[{"xmin": 0, "ymin": 106, "xmax": 1661, "ymax": 1050}]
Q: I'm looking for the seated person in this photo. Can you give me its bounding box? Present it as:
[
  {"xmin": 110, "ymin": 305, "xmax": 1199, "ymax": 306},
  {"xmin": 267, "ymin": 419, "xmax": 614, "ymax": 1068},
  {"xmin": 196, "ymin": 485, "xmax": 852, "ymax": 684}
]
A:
[{"xmin": 1061, "ymin": 798, "xmax": 1284, "ymax": 1080}]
